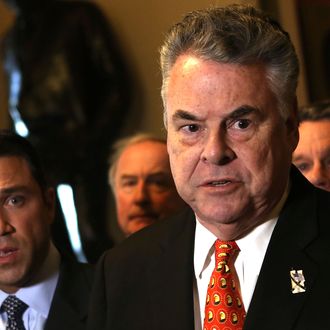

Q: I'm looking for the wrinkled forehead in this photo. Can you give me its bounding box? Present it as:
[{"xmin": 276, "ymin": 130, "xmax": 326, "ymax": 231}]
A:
[{"xmin": 165, "ymin": 56, "xmax": 276, "ymax": 121}]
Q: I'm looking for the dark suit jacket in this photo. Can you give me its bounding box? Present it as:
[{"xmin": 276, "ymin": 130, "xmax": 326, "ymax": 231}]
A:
[
  {"xmin": 88, "ymin": 168, "xmax": 330, "ymax": 330},
  {"xmin": 45, "ymin": 259, "xmax": 94, "ymax": 330}
]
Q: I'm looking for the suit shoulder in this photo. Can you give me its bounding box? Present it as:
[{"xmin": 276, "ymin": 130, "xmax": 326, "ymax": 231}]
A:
[
  {"xmin": 59, "ymin": 258, "xmax": 95, "ymax": 287},
  {"xmin": 101, "ymin": 208, "xmax": 195, "ymax": 267}
]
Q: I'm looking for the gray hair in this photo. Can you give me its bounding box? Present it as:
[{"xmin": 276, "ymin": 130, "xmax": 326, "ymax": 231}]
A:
[
  {"xmin": 160, "ymin": 4, "xmax": 299, "ymax": 122},
  {"xmin": 108, "ymin": 133, "xmax": 166, "ymax": 190}
]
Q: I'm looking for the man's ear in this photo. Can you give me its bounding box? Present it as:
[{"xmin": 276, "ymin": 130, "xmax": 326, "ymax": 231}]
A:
[{"xmin": 285, "ymin": 97, "xmax": 300, "ymax": 152}]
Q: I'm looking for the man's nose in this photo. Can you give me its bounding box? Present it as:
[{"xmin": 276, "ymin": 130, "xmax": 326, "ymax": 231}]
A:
[
  {"xmin": 200, "ymin": 131, "xmax": 235, "ymax": 165},
  {"xmin": 0, "ymin": 211, "xmax": 13, "ymax": 236},
  {"xmin": 133, "ymin": 181, "xmax": 150, "ymax": 203}
]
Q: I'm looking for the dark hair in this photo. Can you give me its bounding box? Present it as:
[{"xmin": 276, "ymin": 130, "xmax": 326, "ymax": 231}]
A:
[
  {"xmin": 298, "ymin": 100, "xmax": 330, "ymax": 122},
  {"xmin": 0, "ymin": 130, "xmax": 49, "ymax": 192},
  {"xmin": 160, "ymin": 4, "xmax": 299, "ymax": 120}
]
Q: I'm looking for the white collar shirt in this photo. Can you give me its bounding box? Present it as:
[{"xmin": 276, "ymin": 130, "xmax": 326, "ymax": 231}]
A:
[
  {"xmin": 0, "ymin": 243, "xmax": 60, "ymax": 330},
  {"xmin": 193, "ymin": 219, "xmax": 277, "ymax": 330},
  {"xmin": 193, "ymin": 185, "xmax": 289, "ymax": 330}
]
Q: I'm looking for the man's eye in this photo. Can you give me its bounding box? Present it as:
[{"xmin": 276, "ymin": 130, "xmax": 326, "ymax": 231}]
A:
[
  {"xmin": 182, "ymin": 124, "xmax": 200, "ymax": 133},
  {"xmin": 295, "ymin": 163, "xmax": 309, "ymax": 172},
  {"xmin": 7, "ymin": 196, "xmax": 24, "ymax": 207},
  {"xmin": 149, "ymin": 177, "xmax": 171, "ymax": 189},
  {"xmin": 151, "ymin": 179, "xmax": 166, "ymax": 186},
  {"xmin": 122, "ymin": 180, "xmax": 136, "ymax": 187},
  {"xmin": 233, "ymin": 119, "xmax": 251, "ymax": 129}
]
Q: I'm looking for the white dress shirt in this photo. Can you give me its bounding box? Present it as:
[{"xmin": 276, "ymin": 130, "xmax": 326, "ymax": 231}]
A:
[
  {"xmin": 0, "ymin": 243, "xmax": 60, "ymax": 330},
  {"xmin": 193, "ymin": 186, "xmax": 289, "ymax": 330}
]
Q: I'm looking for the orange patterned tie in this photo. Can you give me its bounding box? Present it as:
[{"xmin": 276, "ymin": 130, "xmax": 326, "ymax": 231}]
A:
[{"xmin": 203, "ymin": 240, "xmax": 246, "ymax": 330}]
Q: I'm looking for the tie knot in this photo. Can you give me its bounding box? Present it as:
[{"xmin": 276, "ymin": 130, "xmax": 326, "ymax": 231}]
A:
[
  {"xmin": 2, "ymin": 295, "xmax": 28, "ymax": 318},
  {"xmin": 214, "ymin": 240, "xmax": 239, "ymax": 265}
]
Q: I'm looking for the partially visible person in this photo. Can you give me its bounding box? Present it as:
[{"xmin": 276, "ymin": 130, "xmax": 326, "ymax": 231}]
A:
[
  {"xmin": 108, "ymin": 133, "xmax": 186, "ymax": 237},
  {"xmin": 0, "ymin": 130, "xmax": 93, "ymax": 330},
  {"xmin": 293, "ymin": 100, "xmax": 330, "ymax": 191}
]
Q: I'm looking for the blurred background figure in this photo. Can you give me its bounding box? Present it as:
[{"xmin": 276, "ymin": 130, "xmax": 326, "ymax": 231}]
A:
[
  {"xmin": 293, "ymin": 100, "xmax": 330, "ymax": 191},
  {"xmin": 3, "ymin": 0, "xmax": 132, "ymax": 263},
  {"xmin": 108, "ymin": 133, "xmax": 187, "ymax": 238}
]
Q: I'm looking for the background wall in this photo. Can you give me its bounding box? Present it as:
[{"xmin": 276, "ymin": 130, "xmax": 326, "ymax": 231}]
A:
[
  {"xmin": 0, "ymin": 0, "xmax": 309, "ymax": 136},
  {"xmin": 261, "ymin": 0, "xmax": 309, "ymax": 106}
]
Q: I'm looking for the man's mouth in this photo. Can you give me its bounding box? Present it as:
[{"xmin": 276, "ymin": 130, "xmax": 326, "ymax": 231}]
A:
[
  {"xmin": 0, "ymin": 248, "xmax": 18, "ymax": 257},
  {"xmin": 209, "ymin": 180, "xmax": 231, "ymax": 186}
]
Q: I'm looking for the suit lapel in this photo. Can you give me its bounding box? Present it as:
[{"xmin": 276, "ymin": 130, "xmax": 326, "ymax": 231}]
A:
[
  {"xmin": 46, "ymin": 294, "xmax": 85, "ymax": 330},
  {"xmin": 146, "ymin": 210, "xmax": 196, "ymax": 330},
  {"xmin": 244, "ymin": 170, "xmax": 320, "ymax": 330},
  {"xmin": 45, "ymin": 261, "xmax": 93, "ymax": 330}
]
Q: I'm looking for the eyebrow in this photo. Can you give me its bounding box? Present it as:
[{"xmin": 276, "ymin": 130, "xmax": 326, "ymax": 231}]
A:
[
  {"xmin": 172, "ymin": 110, "xmax": 200, "ymax": 122},
  {"xmin": 120, "ymin": 175, "xmax": 138, "ymax": 180},
  {"xmin": 321, "ymin": 147, "xmax": 330, "ymax": 156},
  {"xmin": 227, "ymin": 105, "xmax": 258, "ymax": 119},
  {"xmin": 147, "ymin": 172, "xmax": 170, "ymax": 179},
  {"xmin": 171, "ymin": 105, "xmax": 258, "ymax": 122},
  {"xmin": 0, "ymin": 186, "xmax": 30, "ymax": 195},
  {"xmin": 292, "ymin": 155, "xmax": 309, "ymax": 162}
]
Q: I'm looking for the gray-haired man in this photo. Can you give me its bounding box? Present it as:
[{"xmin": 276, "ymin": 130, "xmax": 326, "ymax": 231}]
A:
[{"xmin": 88, "ymin": 5, "xmax": 330, "ymax": 330}]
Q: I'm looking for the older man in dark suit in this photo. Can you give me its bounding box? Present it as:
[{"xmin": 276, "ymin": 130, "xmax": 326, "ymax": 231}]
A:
[
  {"xmin": 0, "ymin": 130, "xmax": 93, "ymax": 330},
  {"xmin": 88, "ymin": 5, "xmax": 330, "ymax": 330}
]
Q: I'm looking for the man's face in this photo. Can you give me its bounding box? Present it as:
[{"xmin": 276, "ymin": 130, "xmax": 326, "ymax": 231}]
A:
[
  {"xmin": 165, "ymin": 55, "xmax": 298, "ymax": 239},
  {"xmin": 114, "ymin": 141, "xmax": 185, "ymax": 236},
  {"xmin": 0, "ymin": 156, "xmax": 54, "ymax": 293},
  {"xmin": 293, "ymin": 120, "xmax": 330, "ymax": 191}
]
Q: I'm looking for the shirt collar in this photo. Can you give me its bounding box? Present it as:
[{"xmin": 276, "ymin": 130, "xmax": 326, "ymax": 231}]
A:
[
  {"xmin": 0, "ymin": 242, "xmax": 60, "ymax": 318},
  {"xmin": 194, "ymin": 220, "xmax": 217, "ymax": 280},
  {"xmin": 236, "ymin": 217, "xmax": 278, "ymax": 268},
  {"xmin": 194, "ymin": 180, "xmax": 290, "ymax": 279}
]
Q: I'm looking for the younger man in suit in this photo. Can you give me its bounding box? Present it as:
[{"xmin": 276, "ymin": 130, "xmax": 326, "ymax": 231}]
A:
[{"xmin": 0, "ymin": 130, "xmax": 93, "ymax": 330}]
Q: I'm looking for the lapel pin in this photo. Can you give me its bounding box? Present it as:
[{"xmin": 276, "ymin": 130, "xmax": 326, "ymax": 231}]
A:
[{"xmin": 290, "ymin": 269, "xmax": 306, "ymax": 294}]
